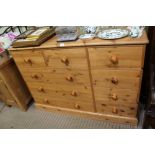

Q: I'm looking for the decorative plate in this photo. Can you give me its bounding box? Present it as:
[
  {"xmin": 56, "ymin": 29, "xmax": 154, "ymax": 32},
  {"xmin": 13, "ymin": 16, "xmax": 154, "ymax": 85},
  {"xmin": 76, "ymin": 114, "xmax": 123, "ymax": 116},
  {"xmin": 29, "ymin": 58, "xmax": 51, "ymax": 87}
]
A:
[
  {"xmin": 79, "ymin": 34, "xmax": 96, "ymax": 39},
  {"xmin": 97, "ymin": 29, "xmax": 129, "ymax": 40}
]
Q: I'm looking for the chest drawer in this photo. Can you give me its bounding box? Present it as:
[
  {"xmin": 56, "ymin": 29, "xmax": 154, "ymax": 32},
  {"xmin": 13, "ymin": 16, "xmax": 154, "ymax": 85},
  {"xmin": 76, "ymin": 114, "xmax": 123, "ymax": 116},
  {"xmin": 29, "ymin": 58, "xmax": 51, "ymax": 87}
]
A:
[
  {"xmin": 94, "ymin": 87, "xmax": 138, "ymax": 104},
  {"xmin": 96, "ymin": 100, "xmax": 137, "ymax": 117},
  {"xmin": 43, "ymin": 48, "xmax": 88, "ymax": 70},
  {"xmin": 88, "ymin": 46, "xmax": 144, "ymax": 69},
  {"xmin": 11, "ymin": 50, "xmax": 46, "ymax": 69},
  {"xmin": 92, "ymin": 69, "xmax": 142, "ymax": 90},
  {"xmin": 21, "ymin": 67, "xmax": 91, "ymax": 86}
]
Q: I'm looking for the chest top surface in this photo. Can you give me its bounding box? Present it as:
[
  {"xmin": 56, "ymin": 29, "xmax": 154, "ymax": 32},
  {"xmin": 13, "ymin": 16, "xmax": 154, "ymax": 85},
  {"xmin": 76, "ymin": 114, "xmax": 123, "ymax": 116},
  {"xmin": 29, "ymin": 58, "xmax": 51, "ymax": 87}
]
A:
[{"xmin": 9, "ymin": 31, "xmax": 149, "ymax": 51}]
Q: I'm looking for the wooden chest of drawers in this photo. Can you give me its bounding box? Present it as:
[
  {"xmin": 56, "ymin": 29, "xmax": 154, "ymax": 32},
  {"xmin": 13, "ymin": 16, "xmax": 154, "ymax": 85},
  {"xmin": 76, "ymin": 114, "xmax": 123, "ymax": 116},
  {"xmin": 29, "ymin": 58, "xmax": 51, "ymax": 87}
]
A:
[{"xmin": 9, "ymin": 31, "xmax": 148, "ymax": 125}]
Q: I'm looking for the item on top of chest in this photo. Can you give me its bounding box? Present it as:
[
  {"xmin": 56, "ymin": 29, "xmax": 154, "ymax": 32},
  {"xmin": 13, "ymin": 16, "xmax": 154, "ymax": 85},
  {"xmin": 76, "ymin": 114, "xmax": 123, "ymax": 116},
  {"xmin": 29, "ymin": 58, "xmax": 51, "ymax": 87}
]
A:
[
  {"xmin": 97, "ymin": 28, "xmax": 129, "ymax": 40},
  {"xmin": 127, "ymin": 26, "xmax": 145, "ymax": 38},
  {"xmin": 78, "ymin": 26, "xmax": 97, "ymax": 34},
  {"xmin": 78, "ymin": 26, "xmax": 97, "ymax": 39},
  {"xmin": 55, "ymin": 26, "xmax": 78, "ymax": 42},
  {"xmin": 55, "ymin": 26, "xmax": 77, "ymax": 34},
  {"xmin": 15, "ymin": 29, "xmax": 36, "ymax": 39},
  {"xmin": 79, "ymin": 34, "xmax": 96, "ymax": 39},
  {"xmin": 57, "ymin": 33, "xmax": 78, "ymax": 42},
  {"xmin": 12, "ymin": 27, "xmax": 55, "ymax": 48}
]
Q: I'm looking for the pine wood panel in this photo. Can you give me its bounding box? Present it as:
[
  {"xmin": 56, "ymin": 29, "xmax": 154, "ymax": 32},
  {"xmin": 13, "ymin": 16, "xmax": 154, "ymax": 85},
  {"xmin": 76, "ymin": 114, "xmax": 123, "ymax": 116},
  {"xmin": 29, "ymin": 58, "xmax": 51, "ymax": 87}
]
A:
[
  {"xmin": 91, "ymin": 69, "xmax": 142, "ymax": 90},
  {"xmin": 95, "ymin": 100, "xmax": 119, "ymax": 116},
  {"xmin": 0, "ymin": 58, "xmax": 32, "ymax": 110},
  {"xmin": 43, "ymin": 48, "xmax": 88, "ymax": 70},
  {"xmin": 88, "ymin": 46, "xmax": 144, "ymax": 69},
  {"xmin": 24, "ymin": 81, "xmax": 93, "ymax": 102},
  {"xmin": 0, "ymin": 79, "xmax": 16, "ymax": 106},
  {"xmin": 93, "ymin": 87, "xmax": 138, "ymax": 104},
  {"xmin": 96, "ymin": 101, "xmax": 137, "ymax": 117},
  {"xmin": 34, "ymin": 98, "xmax": 94, "ymax": 112},
  {"xmin": 11, "ymin": 49, "xmax": 46, "ymax": 68},
  {"xmin": 16, "ymin": 68, "xmax": 90, "ymax": 85},
  {"xmin": 118, "ymin": 103, "xmax": 138, "ymax": 117}
]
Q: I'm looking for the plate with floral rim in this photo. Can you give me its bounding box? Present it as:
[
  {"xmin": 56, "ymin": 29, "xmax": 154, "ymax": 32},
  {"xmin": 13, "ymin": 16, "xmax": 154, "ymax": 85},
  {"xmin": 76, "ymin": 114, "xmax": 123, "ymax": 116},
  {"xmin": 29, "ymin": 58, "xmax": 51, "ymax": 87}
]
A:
[{"xmin": 97, "ymin": 29, "xmax": 129, "ymax": 40}]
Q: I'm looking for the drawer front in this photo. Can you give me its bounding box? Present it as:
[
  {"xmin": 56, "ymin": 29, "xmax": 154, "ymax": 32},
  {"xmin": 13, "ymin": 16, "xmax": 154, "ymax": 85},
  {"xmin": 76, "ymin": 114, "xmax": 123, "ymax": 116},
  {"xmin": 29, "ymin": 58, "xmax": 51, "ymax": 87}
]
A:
[
  {"xmin": 96, "ymin": 100, "xmax": 137, "ymax": 117},
  {"xmin": 88, "ymin": 46, "xmax": 144, "ymax": 69},
  {"xmin": 118, "ymin": 103, "xmax": 138, "ymax": 117},
  {"xmin": 26, "ymin": 82, "xmax": 94, "ymax": 112},
  {"xmin": 35, "ymin": 98, "xmax": 93, "ymax": 112},
  {"xmin": 96, "ymin": 100, "xmax": 119, "ymax": 116},
  {"xmin": 43, "ymin": 48, "xmax": 88, "ymax": 70},
  {"xmin": 11, "ymin": 49, "xmax": 46, "ymax": 69},
  {"xmin": 94, "ymin": 87, "xmax": 139, "ymax": 104},
  {"xmin": 92, "ymin": 69, "xmax": 142, "ymax": 90},
  {"xmin": 21, "ymin": 68, "xmax": 90, "ymax": 86}
]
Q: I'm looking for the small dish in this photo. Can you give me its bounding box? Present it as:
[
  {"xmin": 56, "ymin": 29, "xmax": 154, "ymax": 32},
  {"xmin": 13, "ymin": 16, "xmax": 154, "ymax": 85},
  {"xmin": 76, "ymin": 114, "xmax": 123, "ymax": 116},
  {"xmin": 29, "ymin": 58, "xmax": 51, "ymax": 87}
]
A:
[
  {"xmin": 97, "ymin": 29, "xmax": 129, "ymax": 40},
  {"xmin": 79, "ymin": 34, "xmax": 96, "ymax": 39}
]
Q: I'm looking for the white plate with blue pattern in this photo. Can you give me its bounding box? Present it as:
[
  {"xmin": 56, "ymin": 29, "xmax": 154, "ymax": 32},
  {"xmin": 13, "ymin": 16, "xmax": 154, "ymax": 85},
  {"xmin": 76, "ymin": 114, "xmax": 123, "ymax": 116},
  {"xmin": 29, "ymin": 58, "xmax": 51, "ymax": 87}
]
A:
[{"xmin": 97, "ymin": 29, "xmax": 129, "ymax": 40}]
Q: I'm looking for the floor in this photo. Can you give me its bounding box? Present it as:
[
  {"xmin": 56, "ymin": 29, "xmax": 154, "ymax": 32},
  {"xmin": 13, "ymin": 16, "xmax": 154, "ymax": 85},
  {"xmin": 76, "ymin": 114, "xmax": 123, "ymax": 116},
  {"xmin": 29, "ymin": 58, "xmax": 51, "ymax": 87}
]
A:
[{"xmin": 0, "ymin": 102, "xmax": 144, "ymax": 129}]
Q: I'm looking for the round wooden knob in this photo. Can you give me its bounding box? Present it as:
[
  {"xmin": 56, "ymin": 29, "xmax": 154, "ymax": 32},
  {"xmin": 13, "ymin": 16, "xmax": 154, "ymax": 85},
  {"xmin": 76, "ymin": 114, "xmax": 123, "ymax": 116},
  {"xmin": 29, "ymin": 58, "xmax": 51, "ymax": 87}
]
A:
[
  {"xmin": 110, "ymin": 55, "xmax": 118, "ymax": 64},
  {"xmin": 111, "ymin": 93, "xmax": 118, "ymax": 101},
  {"xmin": 74, "ymin": 104, "xmax": 80, "ymax": 109},
  {"xmin": 38, "ymin": 87, "xmax": 45, "ymax": 92},
  {"xmin": 31, "ymin": 74, "xmax": 39, "ymax": 79},
  {"xmin": 24, "ymin": 58, "xmax": 32, "ymax": 64},
  {"xmin": 112, "ymin": 107, "xmax": 118, "ymax": 114},
  {"xmin": 44, "ymin": 99, "xmax": 49, "ymax": 104},
  {"xmin": 66, "ymin": 75, "xmax": 73, "ymax": 81},
  {"xmin": 61, "ymin": 56, "xmax": 69, "ymax": 64},
  {"xmin": 71, "ymin": 90, "xmax": 78, "ymax": 96},
  {"xmin": 111, "ymin": 77, "xmax": 118, "ymax": 84}
]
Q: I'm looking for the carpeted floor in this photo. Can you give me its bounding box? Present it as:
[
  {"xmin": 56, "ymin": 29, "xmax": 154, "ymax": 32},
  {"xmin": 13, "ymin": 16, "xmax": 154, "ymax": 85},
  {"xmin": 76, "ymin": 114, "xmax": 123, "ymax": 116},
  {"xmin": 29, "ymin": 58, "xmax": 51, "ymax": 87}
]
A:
[{"xmin": 0, "ymin": 102, "xmax": 141, "ymax": 129}]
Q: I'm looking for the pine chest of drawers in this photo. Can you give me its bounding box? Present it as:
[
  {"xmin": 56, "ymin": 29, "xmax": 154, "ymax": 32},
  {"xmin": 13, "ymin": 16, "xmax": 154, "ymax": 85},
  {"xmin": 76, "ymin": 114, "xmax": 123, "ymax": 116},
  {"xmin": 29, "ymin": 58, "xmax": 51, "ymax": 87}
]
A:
[{"xmin": 9, "ymin": 32, "xmax": 149, "ymax": 125}]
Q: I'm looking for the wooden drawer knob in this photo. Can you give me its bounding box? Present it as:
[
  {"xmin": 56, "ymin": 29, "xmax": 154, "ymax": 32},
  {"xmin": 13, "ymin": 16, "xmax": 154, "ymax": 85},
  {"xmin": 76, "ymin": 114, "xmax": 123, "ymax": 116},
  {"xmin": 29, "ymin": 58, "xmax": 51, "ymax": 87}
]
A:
[
  {"xmin": 31, "ymin": 74, "xmax": 39, "ymax": 79},
  {"xmin": 38, "ymin": 87, "xmax": 45, "ymax": 92},
  {"xmin": 66, "ymin": 75, "xmax": 73, "ymax": 81},
  {"xmin": 74, "ymin": 104, "xmax": 80, "ymax": 109},
  {"xmin": 112, "ymin": 107, "xmax": 118, "ymax": 114},
  {"xmin": 110, "ymin": 55, "xmax": 118, "ymax": 64},
  {"xmin": 61, "ymin": 56, "xmax": 69, "ymax": 64},
  {"xmin": 71, "ymin": 90, "xmax": 78, "ymax": 96},
  {"xmin": 111, "ymin": 77, "xmax": 118, "ymax": 84},
  {"xmin": 44, "ymin": 99, "xmax": 49, "ymax": 104},
  {"xmin": 111, "ymin": 93, "xmax": 118, "ymax": 101},
  {"xmin": 24, "ymin": 58, "xmax": 32, "ymax": 64}
]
